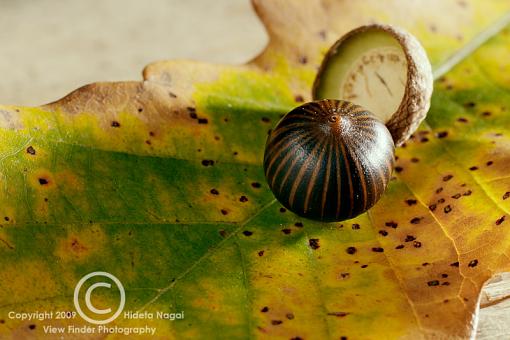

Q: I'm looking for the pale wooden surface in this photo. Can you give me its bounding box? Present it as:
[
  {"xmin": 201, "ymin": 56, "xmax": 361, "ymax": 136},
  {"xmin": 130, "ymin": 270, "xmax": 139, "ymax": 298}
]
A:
[
  {"xmin": 0, "ymin": 1, "xmax": 508, "ymax": 338},
  {"xmin": 0, "ymin": 0, "xmax": 266, "ymax": 106}
]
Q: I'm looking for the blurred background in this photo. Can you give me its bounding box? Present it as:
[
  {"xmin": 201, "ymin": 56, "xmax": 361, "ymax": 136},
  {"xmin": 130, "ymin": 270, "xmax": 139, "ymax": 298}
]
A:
[
  {"xmin": 0, "ymin": 0, "xmax": 508, "ymax": 338},
  {"xmin": 0, "ymin": 0, "xmax": 267, "ymax": 106}
]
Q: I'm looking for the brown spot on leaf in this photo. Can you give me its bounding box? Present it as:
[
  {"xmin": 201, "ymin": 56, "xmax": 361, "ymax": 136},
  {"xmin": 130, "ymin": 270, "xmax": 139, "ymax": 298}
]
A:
[
  {"xmin": 251, "ymin": 182, "xmax": 261, "ymax": 188},
  {"xmin": 346, "ymin": 247, "xmax": 357, "ymax": 255},
  {"xmin": 436, "ymin": 131, "xmax": 448, "ymax": 138},
  {"xmin": 457, "ymin": 117, "xmax": 469, "ymax": 123},
  {"xmin": 198, "ymin": 118, "xmax": 208, "ymax": 124},
  {"xmin": 451, "ymin": 262, "xmax": 460, "ymax": 267},
  {"xmin": 327, "ymin": 312, "xmax": 349, "ymax": 317},
  {"xmin": 294, "ymin": 222, "xmax": 303, "ymax": 228},
  {"xmin": 469, "ymin": 166, "xmax": 478, "ymax": 171},
  {"xmin": 38, "ymin": 178, "xmax": 49, "ymax": 185},
  {"xmin": 405, "ymin": 199, "xmax": 417, "ymax": 206},
  {"xmin": 70, "ymin": 238, "xmax": 88, "ymax": 253},
  {"xmin": 405, "ymin": 235, "xmax": 416, "ymax": 242},
  {"xmin": 286, "ymin": 313, "xmax": 294, "ymax": 320},
  {"xmin": 496, "ymin": 216, "xmax": 506, "ymax": 225},
  {"xmin": 239, "ymin": 196, "xmax": 248, "ymax": 203},
  {"xmin": 385, "ymin": 221, "xmax": 398, "ymax": 228},
  {"xmin": 468, "ymin": 259, "xmax": 478, "ymax": 267},
  {"xmin": 413, "ymin": 241, "xmax": 422, "ymax": 248},
  {"xmin": 261, "ymin": 306, "xmax": 269, "ymax": 312},
  {"xmin": 428, "ymin": 280, "xmax": 439, "ymax": 287},
  {"xmin": 243, "ymin": 230, "xmax": 253, "ymax": 236},
  {"xmin": 210, "ymin": 188, "xmax": 219, "ymax": 195},
  {"xmin": 410, "ymin": 217, "xmax": 422, "ymax": 224},
  {"xmin": 451, "ymin": 193, "xmax": 461, "ymax": 199},
  {"xmin": 351, "ymin": 223, "xmax": 360, "ymax": 230},
  {"xmin": 503, "ymin": 192, "xmax": 510, "ymax": 200},
  {"xmin": 272, "ymin": 320, "xmax": 283, "ymax": 325},
  {"xmin": 28, "ymin": 324, "xmax": 36, "ymax": 330},
  {"xmin": 111, "ymin": 121, "xmax": 120, "ymax": 127},
  {"xmin": 486, "ymin": 161, "xmax": 493, "ymax": 166},
  {"xmin": 395, "ymin": 166, "xmax": 403, "ymax": 173},
  {"xmin": 294, "ymin": 95, "xmax": 304, "ymax": 102},
  {"xmin": 221, "ymin": 209, "xmax": 228, "ymax": 215},
  {"xmin": 26, "ymin": 146, "xmax": 36, "ymax": 155},
  {"xmin": 395, "ymin": 244, "xmax": 404, "ymax": 249},
  {"xmin": 429, "ymin": 204, "xmax": 437, "ymax": 211},
  {"xmin": 201, "ymin": 160, "xmax": 215, "ymax": 167},
  {"xmin": 258, "ymin": 250, "xmax": 264, "ymax": 256},
  {"xmin": 372, "ymin": 247, "xmax": 384, "ymax": 253},
  {"xmin": 299, "ymin": 56, "xmax": 308, "ymax": 64},
  {"xmin": 282, "ymin": 228, "xmax": 291, "ymax": 235},
  {"xmin": 309, "ymin": 239, "xmax": 320, "ymax": 249},
  {"xmin": 340, "ymin": 272, "xmax": 350, "ymax": 279},
  {"xmin": 444, "ymin": 205, "xmax": 452, "ymax": 213},
  {"xmin": 443, "ymin": 175, "xmax": 453, "ymax": 181},
  {"xmin": 378, "ymin": 230, "xmax": 388, "ymax": 237}
]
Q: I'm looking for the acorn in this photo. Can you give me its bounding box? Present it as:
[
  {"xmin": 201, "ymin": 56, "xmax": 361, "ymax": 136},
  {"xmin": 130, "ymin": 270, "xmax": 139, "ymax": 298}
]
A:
[
  {"xmin": 263, "ymin": 24, "xmax": 432, "ymax": 221},
  {"xmin": 313, "ymin": 24, "xmax": 433, "ymax": 146}
]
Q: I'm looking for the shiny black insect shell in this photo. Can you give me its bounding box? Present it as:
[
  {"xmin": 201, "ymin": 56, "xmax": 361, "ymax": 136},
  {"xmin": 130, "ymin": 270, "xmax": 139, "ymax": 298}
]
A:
[{"xmin": 263, "ymin": 99, "xmax": 395, "ymax": 222}]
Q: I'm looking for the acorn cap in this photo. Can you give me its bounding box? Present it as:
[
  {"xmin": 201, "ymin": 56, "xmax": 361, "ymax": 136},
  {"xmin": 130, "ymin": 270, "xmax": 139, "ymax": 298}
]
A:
[{"xmin": 312, "ymin": 24, "xmax": 433, "ymax": 146}]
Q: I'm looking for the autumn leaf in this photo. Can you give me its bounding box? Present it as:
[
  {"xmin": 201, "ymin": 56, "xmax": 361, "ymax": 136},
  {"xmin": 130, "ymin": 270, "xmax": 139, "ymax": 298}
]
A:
[{"xmin": 1, "ymin": 0, "xmax": 510, "ymax": 339}]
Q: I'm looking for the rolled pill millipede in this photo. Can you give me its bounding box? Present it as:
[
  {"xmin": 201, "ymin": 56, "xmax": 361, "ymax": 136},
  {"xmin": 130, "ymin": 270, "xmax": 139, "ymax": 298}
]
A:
[{"xmin": 263, "ymin": 99, "xmax": 395, "ymax": 222}]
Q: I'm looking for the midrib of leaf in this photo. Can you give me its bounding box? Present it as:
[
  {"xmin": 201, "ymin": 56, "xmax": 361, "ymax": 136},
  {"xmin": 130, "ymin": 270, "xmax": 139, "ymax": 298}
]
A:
[
  {"xmin": 433, "ymin": 11, "xmax": 510, "ymax": 80},
  {"xmin": 136, "ymin": 199, "xmax": 277, "ymax": 313},
  {"xmin": 133, "ymin": 20, "xmax": 510, "ymax": 326}
]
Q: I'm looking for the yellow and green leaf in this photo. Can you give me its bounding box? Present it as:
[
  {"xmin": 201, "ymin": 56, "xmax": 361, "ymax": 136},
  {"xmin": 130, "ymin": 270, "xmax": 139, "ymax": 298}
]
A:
[{"xmin": 1, "ymin": 0, "xmax": 510, "ymax": 338}]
